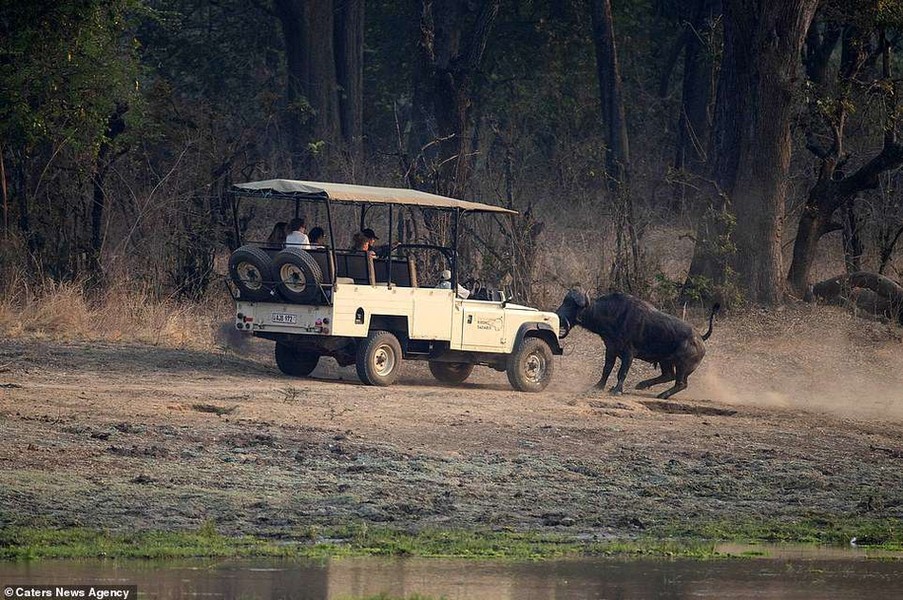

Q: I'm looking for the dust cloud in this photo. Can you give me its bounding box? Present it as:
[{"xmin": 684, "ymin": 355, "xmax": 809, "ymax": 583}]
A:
[
  {"xmin": 555, "ymin": 304, "xmax": 903, "ymax": 422},
  {"xmin": 688, "ymin": 306, "xmax": 903, "ymax": 421}
]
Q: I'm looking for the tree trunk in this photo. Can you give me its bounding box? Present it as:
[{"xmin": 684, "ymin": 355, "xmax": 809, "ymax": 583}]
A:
[
  {"xmin": 811, "ymin": 271, "xmax": 903, "ymax": 323},
  {"xmin": 674, "ymin": 0, "xmax": 719, "ymax": 178},
  {"xmin": 274, "ymin": 0, "xmax": 340, "ymax": 159},
  {"xmin": 687, "ymin": 0, "xmax": 818, "ymax": 305},
  {"xmin": 334, "ymin": 0, "xmax": 364, "ymax": 158},
  {"xmin": 589, "ymin": 0, "xmax": 629, "ymax": 187},
  {"xmin": 804, "ymin": 17, "xmax": 841, "ymax": 86},
  {"xmin": 90, "ymin": 103, "xmax": 127, "ymax": 270},
  {"xmin": 407, "ymin": 0, "xmax": 499, "ymax": 196},
  {"xmin": 786, "ymin": 190, "xmax": 839, "ymax": 297}
]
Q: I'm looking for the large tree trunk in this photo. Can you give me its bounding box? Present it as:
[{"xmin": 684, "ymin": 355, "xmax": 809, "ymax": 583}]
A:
[
  {"xmin": 687, "ymin": 0, "xmax": 818, "ymax": 305},
  {"xmin": 407, "ymin": 0, "xmax": 499, "ymax": 196},
  {"xmin": 588, "ymin": 0, "xmax": 639, "ymax": 291},
  {"xmin": 811, "ymin": 271, "xmax": 903, "ymax": 323},
  {"xmin": 589, "ymin": 0, "xmax": 629, "ymax": 186},
  {"xmin": 334, "ymin": 0, "xmax": 364, "ymax": 159},
  {"xmin": 274, "ymin": 0, "xmax": 340, "ymax": 160}
]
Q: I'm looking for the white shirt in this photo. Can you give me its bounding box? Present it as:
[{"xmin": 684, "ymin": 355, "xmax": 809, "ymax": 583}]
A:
[
  {"xmin": 285, "ymin": 231, "xmax": 310, "ymax": 249},
  {"xmin": 437, "ymin": 280, "xmax": 470, "ymax": 299}
]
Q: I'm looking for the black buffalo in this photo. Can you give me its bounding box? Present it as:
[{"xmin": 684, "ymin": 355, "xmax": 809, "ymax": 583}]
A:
[{"xmin": 556, "ymin": 289, "xmax": 718, "ymax": 398}]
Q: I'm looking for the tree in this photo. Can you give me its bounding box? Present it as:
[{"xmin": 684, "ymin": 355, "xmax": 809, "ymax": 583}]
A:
[
  {"xmin": 273, "ymin": 0, "xmax": 340, "ymax": 160},
  {"xmin": 335, "ymin": 0, "xmax": 365, "ymax": 158},
  {"xmin": 407, "ymin": 0, "xmax": 500, "ymax": 196},
  {"xmin": 271, "ymin": 0, "xmax": 365, "ymax": 165},
  {"xmin": 786, "ymin": 5, "xmax": 903, "ymax": 297},
  {"xmin": 0, "ymin": 0, "xmax": 142, "ymax": 277},
  {"xmin": 589, "ymin": 0, "xmax": 629, "ymax": 187},
  {"xmin": 588, "ymin": 0, "xmax": 638, "ymax": 291},
  {"xmin": 673, "ymin": 0, "xmax": 721, "ymax": 193},
  {"xmin": 687, "ymin": 0, "xmax": 819, "ymax": 305}
]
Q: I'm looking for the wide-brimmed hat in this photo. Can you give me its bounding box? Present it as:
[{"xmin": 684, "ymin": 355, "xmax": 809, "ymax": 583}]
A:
[
  {"xmin": 440, "ymin": 269, "xmax": 451, "ymax": 281},
  {"xmin": 361, "ymin": 228, "xmax": 379, "ymax": 240}
]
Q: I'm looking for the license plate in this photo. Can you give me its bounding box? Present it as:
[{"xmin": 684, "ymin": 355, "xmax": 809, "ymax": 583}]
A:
[{"xmin": 271, "ymin": 312, "xmax": 298, "ymax": 325}]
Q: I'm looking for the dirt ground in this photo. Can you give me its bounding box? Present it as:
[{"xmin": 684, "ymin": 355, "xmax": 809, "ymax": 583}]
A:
[{"xmin": 1, "ymin": 304, "xmax": 902, "ymax": 541}]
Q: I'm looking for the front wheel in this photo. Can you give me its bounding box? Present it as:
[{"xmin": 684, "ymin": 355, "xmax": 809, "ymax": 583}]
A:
[
  {"xmin": 506, "ymin": 337, "xmax": 554, "ymax": 392},
  {"xmin": 356, "ymin": 330, "xmax": 403, "ymax": 386},
  {"xmin": 275, "ymin": 343, "xmax": 319, "ymax": 377},
  {"xmin": 429, "ymin": 361, "xmax": 474, "ymax": 385}
]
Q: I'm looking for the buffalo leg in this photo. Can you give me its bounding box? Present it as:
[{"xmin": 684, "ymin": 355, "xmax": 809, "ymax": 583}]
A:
[
  {"xmin": 636, "ymin": 362, "xmax": 675, "ymax": 390},
  {"xmin": 610, "ymin": 350, "xmax": 633, "ymax": 396},
  {"xmin": 657, "ymin": 369, "xmax": 688, "ymax": 399},
  {"xmin": 596, "ymin": 349, "xmax": 617, "ymax": 389}
]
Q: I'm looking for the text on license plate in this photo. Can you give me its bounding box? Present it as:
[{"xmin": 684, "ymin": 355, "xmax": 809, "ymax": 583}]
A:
[{"xmin": 271, "ymin": 312, "xmax": 298, "ymax": 324}]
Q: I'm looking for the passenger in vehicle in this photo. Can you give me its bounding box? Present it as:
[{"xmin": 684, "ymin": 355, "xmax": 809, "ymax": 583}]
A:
[
  {"xmin": 437, "ymin": 269, "xmax": 470, "ymax": 299},
  {"xmin": 266, "ymin": 222, "xmax": 287, "ymax": 246},
  {"xmin": 351, "ymin": 231, "xmax": 375, "ymax": 257},
  {"xmin": 362, "ymin": 227, "xmax": 399, "ymax": 258},
  {"xmin": 285, "ymin": 217, "xmax": 310, "ymax": 248},
  {"xmin": 308, "ymin": 226, "xmax": 326, "ymax": 248}
]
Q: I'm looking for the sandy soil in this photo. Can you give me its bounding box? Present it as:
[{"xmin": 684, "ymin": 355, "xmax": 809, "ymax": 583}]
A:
[{"xmin": 1, "ymin": 304, "xmax": 902, "ymax": 539}]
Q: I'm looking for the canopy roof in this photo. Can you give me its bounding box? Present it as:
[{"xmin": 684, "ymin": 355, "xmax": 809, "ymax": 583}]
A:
[{"xmin": 232, "ymin": 179, "xmax": 517, "ymax": 215}]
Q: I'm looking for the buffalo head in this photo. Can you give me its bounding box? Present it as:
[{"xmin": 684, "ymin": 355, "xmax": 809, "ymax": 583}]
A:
[{"xmin": 556, "ymin": 287, "xmax": 590, "ymax": 338}]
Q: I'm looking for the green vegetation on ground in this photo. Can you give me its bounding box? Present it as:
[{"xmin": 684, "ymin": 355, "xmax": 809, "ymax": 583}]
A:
[{"xmin": 2, "ymin": 516, "xmax": 901, "ymax": 562}]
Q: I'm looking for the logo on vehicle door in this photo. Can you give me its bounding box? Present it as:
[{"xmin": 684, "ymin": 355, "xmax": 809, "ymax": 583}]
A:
[{"xmin": 472, "ymin": 316, "xmax": 502, "ymax": 331}]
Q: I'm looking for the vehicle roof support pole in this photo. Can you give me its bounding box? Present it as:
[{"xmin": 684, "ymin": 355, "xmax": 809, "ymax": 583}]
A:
[
  {"xmin": 294, "ymin": 198, "xmax": 300, "ymax": 219},
  {"xmin": 452, "ymin": 209, "xmax": 460, "ymax": 289},
  {"xmin": 388, "ymin": 204, "xmax": 394, "ymax": 288},
  {"xmin": 326, "ymin": 198, "xmax": 337, "ymax": 277}
]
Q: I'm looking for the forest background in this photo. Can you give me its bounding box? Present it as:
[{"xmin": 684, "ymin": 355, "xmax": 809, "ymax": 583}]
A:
[{"xmin": 2, "ymin": 0, "xmax": 903, "ymax": 323}]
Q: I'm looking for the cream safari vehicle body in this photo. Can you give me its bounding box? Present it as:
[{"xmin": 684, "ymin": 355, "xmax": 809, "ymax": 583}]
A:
[{"xmin": 227, "ymin": 179, "xmax": 561, "ymax": 392}]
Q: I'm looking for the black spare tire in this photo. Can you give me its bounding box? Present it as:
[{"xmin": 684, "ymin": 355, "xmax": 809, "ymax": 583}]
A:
[
  {"xmin": 228, "ymin": 245, "xmax": 276, "ymax": 302},
  {"xmin": 274, "ymin": 247, "xmax": 324, "ymax": 304}
]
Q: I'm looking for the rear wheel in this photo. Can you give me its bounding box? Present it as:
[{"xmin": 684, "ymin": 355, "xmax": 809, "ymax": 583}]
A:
[
  {"xmin": 228, "ymin": 245, "xmax": 275, "ymax": 302},
  {"xmin": 429, "ymin": 361, "xmax": 474, "ymax": 385},
  {"xmin": 356, "ymin": 330, "xmax": 402, "ymax": 386},
  {"xmin": 506, "ymin": 337, "xmax": 554, "ymax": 392},
  {"xmin": 275, "ymin": 343, "xmax": 319, "ymax": 377}
]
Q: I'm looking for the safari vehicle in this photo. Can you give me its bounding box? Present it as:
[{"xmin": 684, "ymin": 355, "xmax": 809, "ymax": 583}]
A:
[{"xmin": 226, "ymin": 179, "xmax": 562, "ymax": 392}]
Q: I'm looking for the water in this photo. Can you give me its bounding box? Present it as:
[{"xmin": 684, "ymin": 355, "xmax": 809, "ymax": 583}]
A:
[{"xmin": 2, "ymin": 546, "xmax": 902, "ymax": 599}]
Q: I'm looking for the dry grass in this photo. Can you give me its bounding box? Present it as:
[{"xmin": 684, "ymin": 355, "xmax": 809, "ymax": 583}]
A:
[{"xmin": 0, "ymin": 274, "xmax": 227, "ymax": 350}]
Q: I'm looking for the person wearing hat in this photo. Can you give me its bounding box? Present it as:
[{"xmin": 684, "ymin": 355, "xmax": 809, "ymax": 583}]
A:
[
  {"xmin": 361, "ymin": 228, "xmax": 399, "ymax": 258},
  {"xmin": 437, "ymin": 269, "xmax": 470, "ymax": 299}
]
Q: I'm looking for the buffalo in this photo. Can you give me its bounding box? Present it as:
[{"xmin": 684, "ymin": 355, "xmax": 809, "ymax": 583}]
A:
[{"xmin": 556, "ymin": 289, "xmax": 718, "ymax": 398}]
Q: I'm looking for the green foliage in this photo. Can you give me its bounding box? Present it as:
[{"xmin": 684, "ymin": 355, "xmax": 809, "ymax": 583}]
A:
[
  {"xmin": 5, "ymin": 520, "xmax": 903, "ymax": 563},
  {"xmin": 0, "ymin": 524, "xmax": 720, "ymax": 562},
  {"xmin": 659, "ymin": 515, "xmax": 903, "ymax": 549},
  {"xmin": 0, "ymin": 0, "xmax": 143, "ymax": 154}
]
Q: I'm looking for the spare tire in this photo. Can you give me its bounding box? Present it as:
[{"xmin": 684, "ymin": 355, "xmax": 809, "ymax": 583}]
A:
[
  {"xmin": 274, "ymin": 247, "xmax": 324, "ymax": 304},
  {"xmin": 228, "ymin": 245, "xmax": 276, "ymax": 302}
]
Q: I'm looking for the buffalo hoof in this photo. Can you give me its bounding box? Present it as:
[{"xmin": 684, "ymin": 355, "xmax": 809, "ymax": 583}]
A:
[{"xmin": 609, "ymin": 388, "xmax": 623, "ymax": 396}]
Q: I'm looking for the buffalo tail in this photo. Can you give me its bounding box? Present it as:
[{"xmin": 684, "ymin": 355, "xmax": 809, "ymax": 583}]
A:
[{"xmin": 701, "ymin": 303, "xmax": 720, "ymax": 341}]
